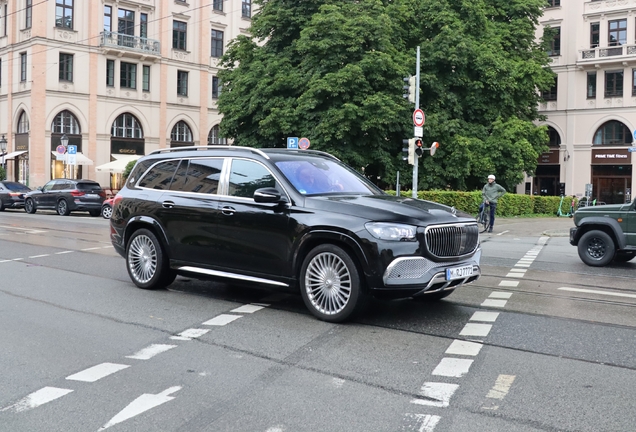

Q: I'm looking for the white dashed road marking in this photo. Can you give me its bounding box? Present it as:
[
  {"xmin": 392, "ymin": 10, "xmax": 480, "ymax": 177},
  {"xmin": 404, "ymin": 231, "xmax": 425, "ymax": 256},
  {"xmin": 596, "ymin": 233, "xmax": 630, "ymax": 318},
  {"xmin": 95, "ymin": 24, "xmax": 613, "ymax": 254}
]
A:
[
  {"xmin": 126, "ymin": 344, "xmax": 177, "ymax": 360},
  {"xmin": 66, "ymin": 363, "xmax": 130, "ymax": 382},
  {"xmin": 170, "ymin": 328, "xmax": 210, "ymax": 340},
  {"xmin": 411, "ymin": 382, "xmax": 459, "ymax": 407},
  {"xmin": 432, "ymin": 358, "xmax": 473, "ymax": 377},
  {"xmin": 28, "ymin": 254, "xmax": 50, "ymax": 258},
  {"xmin": 55, "ymin": 251, "xmax": 74, "ymax": 255},
  {"xmin": 489, "ymin": 292, "xmax": 512, "ymax": 299},
  {"xmin": 445, "ymin": 340, "xmax": 483, "ymax": 356},
  {"xmin": 460, "ymin": 323, "xmax": 492, "ymax": 337},
  {"xmin": 470, "ymin": 311, "xmax": 499, "ymax": 322},
  {"xmin": 231, "ymin": 304, "xmax": 266, "ymax": 314},
  {"xmin": 481, "ymin": 299, "xmax": 507, "ymax": 308},
  {"xmin": 403, "ymin": 414, "xmax": 441, "ymax": 432},
  {"xmin": 498, "ymin": 280, "xmax": 519, "ymax": 287},
  {"xmin": 202, "ymin": 314, "xmax": 242, "ymax": 326},
  {"xmin": 1, "ymin": 387, "xmax": 73, "ymax": 413},
  {"xmin": 558, "ymin": 287, "xmax": 636, "ymax": 299}
]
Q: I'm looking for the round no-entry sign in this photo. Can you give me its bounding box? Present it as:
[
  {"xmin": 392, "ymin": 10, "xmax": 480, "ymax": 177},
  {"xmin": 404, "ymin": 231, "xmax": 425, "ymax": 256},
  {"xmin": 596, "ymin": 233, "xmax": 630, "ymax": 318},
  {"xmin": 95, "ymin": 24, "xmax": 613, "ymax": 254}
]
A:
[{"xmin": 413, "ymin": 109, "xmax": 425, "ymax": 127}]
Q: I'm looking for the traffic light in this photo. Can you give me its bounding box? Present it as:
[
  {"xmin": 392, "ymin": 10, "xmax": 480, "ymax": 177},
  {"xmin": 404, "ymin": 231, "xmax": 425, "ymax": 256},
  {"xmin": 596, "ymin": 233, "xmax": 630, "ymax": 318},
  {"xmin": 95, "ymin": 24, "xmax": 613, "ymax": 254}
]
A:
[
  {"xmin": 402, "ymin": 75, "xmax": 417, "ymax": 104},
  {"xmin": 414, "ymin": 139, "xmax": 423, "ymax": 156},
  {"xmin": 402, "ymin": 138, "xmax": 415, "ymax": 165}
]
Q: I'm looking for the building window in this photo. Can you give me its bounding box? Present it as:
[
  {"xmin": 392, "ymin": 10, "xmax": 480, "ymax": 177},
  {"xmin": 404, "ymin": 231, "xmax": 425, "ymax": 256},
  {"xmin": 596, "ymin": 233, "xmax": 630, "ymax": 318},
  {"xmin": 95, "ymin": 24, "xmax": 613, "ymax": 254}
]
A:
[
  {"xmin": 608, "ymin": 19, "xmax": 626, "ymax": 46},
  {"xmin": 112, "ymin": 113, "xmax": 144, "ymax": 139},
  {"xmin": 208, "ymin": 125, "xmax": 227, "ymax": 145},
  {"xmin": 104, "ymin": 5, "xmax": 112, "ymax": 32},
  {"xmin": 213, "ymin": 0, "xmax": 223, "ymax": 11},
  {"xmin": 177, "ymin": 70, "xmax": 188, "ymax": 96},
  {"xmin": 106, "ymin": 59, "xmax": 114, "ymax": 86},
  {"xmin": 605, "ymin": 70, "xmax": 623, "ymax": 97},
  {"xmin": 547, "ymin": 127, "xmax": 561, "ymax": 147},
  {"xmin": 142, "ymin": 65, "xmax": 150, "ymax": 92},
  {"xmin": 546, "ymin": 0, "xmax": 560, "ymax": 6},
  {"xmin": 18, "ymin": 111, "xmax": 29, "ymax": 133},
  {"xmin": 633, "ymin": 69, "xmax": 636, "ymax": 96},
  {"xmin": 25, "ymin": 0, "xmax": 32, "ymax": 29},
  {"xmin": 120, "ymin": 62, "xmax": 137, "ymax": 89},
  {"xmin": 242, "ymin": 0, "xmax": 251, "ymax": 18},
  {"xmin": 212, "ymin": 76, "xmax": 220, "ymax": 99},
  {"xmin": 590, "ymin": 22, "xmax": 599, "ymax": 48},
  {"xmin": 171, "ymin": 121, "xmax": 193, "ymax": 143},
  {"xmin": 20, "ymin": 52, "xmax": 27, "ymax": 82},
  {"xmin": 59, "ymin": 53, "xmax": 73, "ymax": 82},
  {"xmin": 541, "ymin": 76, "xmax": 557, "ymax": 101},
  {"xmin": 52, "ymin": 110, "xmax": 80, "ymax": 134},
  {"xmin": 587, "ymin": 72, "xmax": 596, "ymax": 99},
  {"xmin": 173, "ymin": 21, "xmax": 187, "ymax": 50},
  {"xmin": 593, "ymin": 121, "xmax": 633, "ymax": 145},
  {"xmin": 140, "ymin": 13, "xmax": 148, "ymax": 38},
  {"xmin": 547, "ymin": 27, "xmax": 560, "ymax": 56},
  {"xmin": 211, "ymin": 30, "xmax": 224, "ymax": 58},
  {"xmin": 55, "ymin": 0, "xmax": 73, "ymax": 29},
  {"xmin": 3, "ymin": 4, "xmax": 7, "ymax": 37}
]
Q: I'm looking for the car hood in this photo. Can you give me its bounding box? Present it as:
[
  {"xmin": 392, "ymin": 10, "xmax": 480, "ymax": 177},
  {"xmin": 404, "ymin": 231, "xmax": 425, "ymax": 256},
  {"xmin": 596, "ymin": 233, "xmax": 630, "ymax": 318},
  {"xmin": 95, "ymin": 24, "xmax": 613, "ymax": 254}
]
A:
[
  {"xmin": 577, "ymin": 203, "xmax": 630, "ymax": 214},
  {"xmin": 306, "ymin": 194, "xmax": 475, "ymax": 225}
]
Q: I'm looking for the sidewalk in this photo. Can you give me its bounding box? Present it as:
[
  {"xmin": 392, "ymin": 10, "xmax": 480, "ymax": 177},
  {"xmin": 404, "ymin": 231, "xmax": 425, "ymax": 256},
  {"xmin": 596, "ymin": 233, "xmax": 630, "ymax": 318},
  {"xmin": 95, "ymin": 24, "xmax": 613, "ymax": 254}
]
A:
[{"xmin": 484, "ymin": 216, "xmax": 573, "ymax": 237}]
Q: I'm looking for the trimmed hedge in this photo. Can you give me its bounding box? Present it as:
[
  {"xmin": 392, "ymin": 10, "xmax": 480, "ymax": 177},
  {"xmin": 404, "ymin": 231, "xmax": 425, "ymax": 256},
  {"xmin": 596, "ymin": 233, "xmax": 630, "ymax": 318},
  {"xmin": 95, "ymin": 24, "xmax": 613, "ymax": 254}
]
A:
[{"xmin": 386, "ymin": 190, "xmax": 572, "ymax": 217}]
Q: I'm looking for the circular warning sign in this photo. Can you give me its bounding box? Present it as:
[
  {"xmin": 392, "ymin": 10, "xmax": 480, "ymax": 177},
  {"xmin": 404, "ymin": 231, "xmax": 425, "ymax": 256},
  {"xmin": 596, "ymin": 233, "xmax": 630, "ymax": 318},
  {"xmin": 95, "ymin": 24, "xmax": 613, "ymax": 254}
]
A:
[
  {"xmin": 413, "ymin": 109, "xmax": 425, "ymax": 127},
  {"xmin": 56, "ymin": 145, "xmax": 67, "ymax": 154},
  {"xmin": 298, "ymin": 137, "xmax": 311, "ymax": 150}
]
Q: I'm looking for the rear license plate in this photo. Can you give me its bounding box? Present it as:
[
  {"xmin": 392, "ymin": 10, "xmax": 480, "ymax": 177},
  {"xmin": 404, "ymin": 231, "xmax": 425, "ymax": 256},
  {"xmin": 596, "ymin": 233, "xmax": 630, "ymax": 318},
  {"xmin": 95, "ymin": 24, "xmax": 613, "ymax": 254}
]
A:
[
  {"xmin": 446, "ymin": 265, "xmax": 473, "ymax": 281},
  {"xmin": 86, "ymin": 193, "xmax": 99, "ymax": 198}
]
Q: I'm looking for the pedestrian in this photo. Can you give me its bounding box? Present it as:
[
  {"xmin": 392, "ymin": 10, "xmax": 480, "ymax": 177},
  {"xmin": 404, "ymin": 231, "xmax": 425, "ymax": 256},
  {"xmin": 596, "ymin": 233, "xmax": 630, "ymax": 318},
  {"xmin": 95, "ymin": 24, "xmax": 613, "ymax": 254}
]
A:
[
  {"xmin": 571, "ymin": 195, "xmax": 576, "ymax": 215},
  {"xmin": 481, "ymin": 174, "xmax": 506, "ymax": 233}
]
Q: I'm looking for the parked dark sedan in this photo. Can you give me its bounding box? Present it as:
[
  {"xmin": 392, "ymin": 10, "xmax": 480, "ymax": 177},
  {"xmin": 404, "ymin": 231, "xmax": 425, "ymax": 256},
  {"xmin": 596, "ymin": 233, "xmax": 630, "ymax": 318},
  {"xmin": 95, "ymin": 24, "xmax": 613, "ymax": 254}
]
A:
[
  {"xmin": 24, "ymin": 179, "xmax": 106, "ymax": 216},
  {"xmin": 111, "ymin": 146, "xmax": 482, "ymax": 322},
  {"xmin": 0, "ymin": 181, "xmax": 31, "ymax": 211}
]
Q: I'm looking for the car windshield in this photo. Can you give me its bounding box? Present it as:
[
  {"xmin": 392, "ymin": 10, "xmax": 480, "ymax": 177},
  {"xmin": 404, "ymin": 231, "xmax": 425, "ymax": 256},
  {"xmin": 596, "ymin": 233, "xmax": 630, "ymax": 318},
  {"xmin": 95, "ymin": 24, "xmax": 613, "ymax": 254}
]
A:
[
  {"xmin": 2, "ymin": 182, "xmax": 30, "ymax": 192},
  {"xmin": 275, "ymin": 158, "xmax": 382, "ymax": 196},
  {"xmin": 77, "ymin": 182, "xmax": 102, "ymax": 191}
]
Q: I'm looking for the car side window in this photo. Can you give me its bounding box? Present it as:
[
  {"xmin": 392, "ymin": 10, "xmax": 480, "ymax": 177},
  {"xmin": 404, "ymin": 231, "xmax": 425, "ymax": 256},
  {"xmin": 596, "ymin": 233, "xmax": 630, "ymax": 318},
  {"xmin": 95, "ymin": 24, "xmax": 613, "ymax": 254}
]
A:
[
  {"xmin": 42, "ymin": 181, "xmax": 56, "ymax": 192},
  {"xmin": 138, "ymin": 160, "xmax": 180, "ymax": 190},
  {"xmin": 228, "ymin": 159, "xmax": 276, "ymax": 198},
  {"xmin": 174, "ymin": 158, "xmax": 223, "ymax": 194}
]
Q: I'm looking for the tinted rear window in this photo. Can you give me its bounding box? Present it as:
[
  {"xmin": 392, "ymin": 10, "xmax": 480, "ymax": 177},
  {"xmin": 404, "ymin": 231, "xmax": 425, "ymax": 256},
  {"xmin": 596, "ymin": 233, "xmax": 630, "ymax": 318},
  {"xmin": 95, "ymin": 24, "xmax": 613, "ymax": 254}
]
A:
[
  {"xmin": 77, "ymin": 183, "xmax": 102, "ymax": 191},
  {"xmin": 3, "ymin": 182, "xmax": 30, "ymax": 192}
]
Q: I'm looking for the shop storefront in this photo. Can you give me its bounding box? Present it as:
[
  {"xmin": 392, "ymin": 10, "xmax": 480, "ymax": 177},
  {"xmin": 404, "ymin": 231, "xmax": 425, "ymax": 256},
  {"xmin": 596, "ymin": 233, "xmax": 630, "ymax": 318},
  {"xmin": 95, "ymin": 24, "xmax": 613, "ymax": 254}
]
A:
[
  {"xmin": 591, "ymin": 148, "xmax": 632, "ymax": 204},
  {"xmin": 533, "ymin": 147, "xmax": 560, "ymax": 196}
]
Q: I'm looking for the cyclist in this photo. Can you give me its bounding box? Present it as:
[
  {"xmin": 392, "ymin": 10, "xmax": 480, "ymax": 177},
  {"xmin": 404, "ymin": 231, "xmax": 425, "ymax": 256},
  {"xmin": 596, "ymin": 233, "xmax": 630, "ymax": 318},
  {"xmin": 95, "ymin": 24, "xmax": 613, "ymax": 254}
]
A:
[{"xmin": 480, "ymin": 174, "xmax": 506, "ymax": 233}]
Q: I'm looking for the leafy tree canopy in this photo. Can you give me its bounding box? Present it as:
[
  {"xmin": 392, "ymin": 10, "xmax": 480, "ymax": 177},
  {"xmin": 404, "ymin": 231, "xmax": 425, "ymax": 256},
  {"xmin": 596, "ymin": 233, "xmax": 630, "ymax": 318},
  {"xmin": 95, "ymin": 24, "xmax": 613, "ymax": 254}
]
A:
[{"xmin": 218, "ymin": 0, "xmax": 554, "ymax": 192}]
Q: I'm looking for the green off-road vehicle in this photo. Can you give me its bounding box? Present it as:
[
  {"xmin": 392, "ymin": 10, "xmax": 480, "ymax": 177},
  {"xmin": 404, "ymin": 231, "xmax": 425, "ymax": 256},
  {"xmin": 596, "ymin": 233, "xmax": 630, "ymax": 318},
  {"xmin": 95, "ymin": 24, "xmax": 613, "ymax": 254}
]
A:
[{"xmin": 570, "ymin": 199, "xmax": 636, "ymax": 266}]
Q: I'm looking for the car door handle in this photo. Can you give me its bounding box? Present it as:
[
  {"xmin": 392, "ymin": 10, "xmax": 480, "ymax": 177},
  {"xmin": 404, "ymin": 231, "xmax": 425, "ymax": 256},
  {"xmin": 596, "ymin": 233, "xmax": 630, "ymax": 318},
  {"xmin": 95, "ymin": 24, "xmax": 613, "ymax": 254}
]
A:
[
  {"xmin": 221, "ymin": 206, "xmax": 235, "ymax": 215},
  {"xmin": 162, "ymin": 200, "xmax": 175, "ymax": 209}
]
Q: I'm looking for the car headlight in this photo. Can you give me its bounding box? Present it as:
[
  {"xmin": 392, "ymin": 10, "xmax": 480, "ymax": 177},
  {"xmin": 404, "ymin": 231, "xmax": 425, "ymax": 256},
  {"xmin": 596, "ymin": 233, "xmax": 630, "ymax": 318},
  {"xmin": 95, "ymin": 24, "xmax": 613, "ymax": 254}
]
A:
[{"xmin": 365, "ymin": 222, "xmax": 416, "ymax": 241}]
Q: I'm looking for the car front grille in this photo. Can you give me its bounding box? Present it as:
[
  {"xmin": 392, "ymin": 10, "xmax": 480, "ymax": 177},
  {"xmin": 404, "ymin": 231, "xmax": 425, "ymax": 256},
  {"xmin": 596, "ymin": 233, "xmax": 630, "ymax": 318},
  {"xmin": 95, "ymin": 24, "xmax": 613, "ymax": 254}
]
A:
[{"xmin": 424, "ymin": 223, "xmax": 479, "ymax": 259}]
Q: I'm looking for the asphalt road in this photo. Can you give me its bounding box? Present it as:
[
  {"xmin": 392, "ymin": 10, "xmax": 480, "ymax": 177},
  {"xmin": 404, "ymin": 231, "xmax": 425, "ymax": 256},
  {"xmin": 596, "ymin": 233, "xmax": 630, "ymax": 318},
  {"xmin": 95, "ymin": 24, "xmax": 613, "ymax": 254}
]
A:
[{"xmin": 0, "ymin": 210, "xmax": 634, "ymax": 432}]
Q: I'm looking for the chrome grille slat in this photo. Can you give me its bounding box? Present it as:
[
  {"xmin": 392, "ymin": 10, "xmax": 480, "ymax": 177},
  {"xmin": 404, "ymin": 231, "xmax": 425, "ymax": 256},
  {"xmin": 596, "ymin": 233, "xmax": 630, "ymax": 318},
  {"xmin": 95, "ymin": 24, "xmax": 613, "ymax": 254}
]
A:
[{"xmin": 424, "ymin": 223, "xmax": 479, "ymax": 258}]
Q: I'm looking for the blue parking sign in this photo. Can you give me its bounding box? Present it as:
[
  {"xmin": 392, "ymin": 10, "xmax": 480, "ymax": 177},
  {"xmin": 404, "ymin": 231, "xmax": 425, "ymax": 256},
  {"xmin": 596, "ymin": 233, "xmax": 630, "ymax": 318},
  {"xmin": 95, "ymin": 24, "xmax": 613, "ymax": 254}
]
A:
[
  {"xmin": 68, "ymin": 145, "xmax": 77, "ymax": 155},
  {"xmin": 287, "ymin": 137, "xmax": 299, "ymax": 149}
]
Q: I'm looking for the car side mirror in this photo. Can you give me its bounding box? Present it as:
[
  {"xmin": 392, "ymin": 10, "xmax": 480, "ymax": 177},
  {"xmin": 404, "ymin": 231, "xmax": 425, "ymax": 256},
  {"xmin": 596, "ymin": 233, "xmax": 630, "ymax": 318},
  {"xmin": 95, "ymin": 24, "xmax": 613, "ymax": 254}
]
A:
[{"xmin": 253, "ymin": 187, "xmax": 286, "ymax": 203}]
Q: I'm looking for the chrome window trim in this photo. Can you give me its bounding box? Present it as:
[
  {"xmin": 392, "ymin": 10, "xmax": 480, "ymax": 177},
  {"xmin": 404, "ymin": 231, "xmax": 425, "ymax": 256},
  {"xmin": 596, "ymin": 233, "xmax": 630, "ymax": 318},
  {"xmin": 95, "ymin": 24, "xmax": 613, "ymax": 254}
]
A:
[{"xmin": 178, "ymin": 266, "xmax": 289, "ymax": 287}]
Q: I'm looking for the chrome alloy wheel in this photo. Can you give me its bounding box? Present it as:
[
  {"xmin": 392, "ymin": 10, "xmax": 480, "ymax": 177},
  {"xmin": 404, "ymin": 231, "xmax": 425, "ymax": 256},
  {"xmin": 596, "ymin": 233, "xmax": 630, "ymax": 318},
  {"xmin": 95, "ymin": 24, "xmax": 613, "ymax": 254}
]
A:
[
  {"xmin": 102, "ymin": 205, "xmax": 113, "ymax": 219},
  {"xmin": 304, "ymin": 252, "xmax": 352, "ymax": 315},
  {"xmin": 586, "ymin": 237, "xmax": 607, "ymax": 260},
  {"xmin": 128, "ymin": 234, "xmax": 158, "ymax": 284}
]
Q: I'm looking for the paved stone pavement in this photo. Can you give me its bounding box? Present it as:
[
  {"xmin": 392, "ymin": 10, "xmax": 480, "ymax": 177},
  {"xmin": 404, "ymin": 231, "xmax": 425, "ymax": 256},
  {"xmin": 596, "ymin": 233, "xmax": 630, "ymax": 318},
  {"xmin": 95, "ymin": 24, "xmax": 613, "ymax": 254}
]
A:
[{"xmin": 483, "ymin": 216, "xmax": 574, "ymax": 237}]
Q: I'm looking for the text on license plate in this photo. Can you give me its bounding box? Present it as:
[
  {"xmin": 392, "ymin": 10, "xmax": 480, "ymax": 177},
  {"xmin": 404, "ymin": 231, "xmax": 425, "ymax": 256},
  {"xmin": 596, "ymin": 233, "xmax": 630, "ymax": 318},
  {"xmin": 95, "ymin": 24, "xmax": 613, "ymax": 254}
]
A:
[
  {"xmin": 446, "ymin": 265, "xmax": 473, "ymax": 281},
  {"xmin": 86, "ymin": 194, "xmax": 98, "ymax": 198}
]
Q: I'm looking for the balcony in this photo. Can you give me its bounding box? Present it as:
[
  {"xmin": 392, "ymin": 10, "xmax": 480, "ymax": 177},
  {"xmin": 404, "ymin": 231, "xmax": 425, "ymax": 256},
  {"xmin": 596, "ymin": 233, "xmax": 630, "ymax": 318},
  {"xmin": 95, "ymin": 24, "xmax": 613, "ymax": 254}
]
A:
[
  {"xmin": 100, "ymin": 32, "xmax": 161, "ymax": 59},
  {"xmin": 578, "ymin": 44, "xmax": 636, "ymax": 65}
]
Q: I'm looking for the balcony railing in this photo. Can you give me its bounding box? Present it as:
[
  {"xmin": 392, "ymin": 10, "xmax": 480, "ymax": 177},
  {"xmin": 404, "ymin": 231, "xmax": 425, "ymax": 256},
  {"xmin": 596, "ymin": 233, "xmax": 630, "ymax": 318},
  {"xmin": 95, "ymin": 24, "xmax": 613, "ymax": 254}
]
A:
[
  {"xmin": 579, "ymin": 44, "xmax": 636, "ymax": 63},
  {"xmin": 100, "ymin": 31, "xmax": 160, "ymax": 55}
]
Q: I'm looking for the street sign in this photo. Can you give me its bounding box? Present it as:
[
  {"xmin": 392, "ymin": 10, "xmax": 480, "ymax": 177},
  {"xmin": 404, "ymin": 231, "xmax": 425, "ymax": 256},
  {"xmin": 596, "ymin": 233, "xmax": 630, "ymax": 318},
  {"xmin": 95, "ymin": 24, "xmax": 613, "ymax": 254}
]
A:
[
  {"xmin": 286, "ymin": 137, "xmax": 298, "ymax": 149},
  {"xmin": 413, "ymin": 109, "xmax": 425, "ymax": 127},
  {"xmin": 628, "ymin": 147, "xmax": 636, "ymax": 152},
  {"xmin": 68, "ymin": 145, "xmax": 77, "ymax": 154},
  {"xmin": 414, "ymin": 126, "xmax": 423, "ymax": 137},
  {"xmin": 56, "ymin": 145, "xmax": 66, "ymax": 154},
  {"xmin": 298, "ymin": 137, "xmax": 310, "ymax": 150},
  {"xmin": 67, "ymin": 145, "xmax": 77, "ymax": 165}
]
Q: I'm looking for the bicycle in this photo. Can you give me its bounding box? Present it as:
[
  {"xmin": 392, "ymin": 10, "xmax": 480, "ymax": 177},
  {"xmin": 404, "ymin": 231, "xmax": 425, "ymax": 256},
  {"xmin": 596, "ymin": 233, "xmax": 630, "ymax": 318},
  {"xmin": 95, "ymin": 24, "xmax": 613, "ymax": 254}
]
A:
[{"xmin": 477, "ymin": 201, "xmax": 491, "ymax": 233}]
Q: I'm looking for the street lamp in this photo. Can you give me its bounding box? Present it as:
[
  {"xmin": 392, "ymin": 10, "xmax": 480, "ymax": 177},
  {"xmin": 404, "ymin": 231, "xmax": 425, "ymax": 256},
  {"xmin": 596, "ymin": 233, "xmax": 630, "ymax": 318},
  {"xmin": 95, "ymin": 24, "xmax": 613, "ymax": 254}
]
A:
[
  {"xmin": 0, "ymin": 135, "xmax": 7, "ymax": 179},
  {"xmin": 60, "ymin": 134, "xmax": 68, "ymax": 178}
]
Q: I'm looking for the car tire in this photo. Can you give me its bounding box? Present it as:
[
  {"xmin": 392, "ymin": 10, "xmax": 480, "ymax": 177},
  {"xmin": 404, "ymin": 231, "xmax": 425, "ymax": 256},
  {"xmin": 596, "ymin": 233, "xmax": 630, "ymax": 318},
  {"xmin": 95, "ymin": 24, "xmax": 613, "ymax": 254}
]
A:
[
  {"xmin": 0, "ymin": 200, "xmax": 4, "ymax": 211},
  {"xmin": 24, "ymin": 198, "xmax": 36, "ymax": 214},
  {"xmin": 101, "ymin": 204, "xmax": 113, "ymax": 219},
  {"xmin": 57, "ymin": 199, "xmax": 70, "ymax": 216},
  {"xmin": 613, "ymin": 251, "xmax": 636, "ymax": 263},
  {"xmin": 299, "ymin": 244, "xmax": 366, "ymax": 323},
  {"xmin": 577, "ymin": 230, "xmax": 615, "ymax": 267},
  {"xmin": 126, "ymin": 228, "xmax": 176, "ymax": 290},
  {"xmin": 412, "ymin": 289, "xmax": 455, "ymax": 302},
  {"xmin": 89, "ymin": 209, "xmax": 101, "ymax": 217}
]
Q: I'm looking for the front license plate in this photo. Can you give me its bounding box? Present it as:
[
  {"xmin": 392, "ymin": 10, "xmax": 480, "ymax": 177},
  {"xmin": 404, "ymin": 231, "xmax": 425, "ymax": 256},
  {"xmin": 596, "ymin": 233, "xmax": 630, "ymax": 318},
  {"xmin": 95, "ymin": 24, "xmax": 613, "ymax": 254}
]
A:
[{"xmin": 446, "ymin": 265, "xmax": 473, "ymax": 281}]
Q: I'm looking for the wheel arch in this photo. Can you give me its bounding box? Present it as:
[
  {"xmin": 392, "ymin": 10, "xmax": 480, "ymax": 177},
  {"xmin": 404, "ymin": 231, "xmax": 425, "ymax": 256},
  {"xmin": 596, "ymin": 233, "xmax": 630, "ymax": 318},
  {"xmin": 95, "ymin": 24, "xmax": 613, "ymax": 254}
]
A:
[
  {"xmin": 576, "ymin": 218, "xmax": 626, "ymax": 249},
  {"xmin": 123, "ymin": 216, "xmax": 171, "ymax": 259}
]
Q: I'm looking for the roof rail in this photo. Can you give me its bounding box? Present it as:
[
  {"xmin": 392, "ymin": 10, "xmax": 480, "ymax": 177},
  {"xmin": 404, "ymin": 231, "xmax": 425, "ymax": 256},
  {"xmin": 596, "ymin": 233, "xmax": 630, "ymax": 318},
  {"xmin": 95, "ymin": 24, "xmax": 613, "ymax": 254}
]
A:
[
  {"xmin": 271, "ymin": 148, "xmax": 341, "ymax": 161},
  {"xmin": 148, "ymin": 145, "xmax": 269, "ymax": 159}
]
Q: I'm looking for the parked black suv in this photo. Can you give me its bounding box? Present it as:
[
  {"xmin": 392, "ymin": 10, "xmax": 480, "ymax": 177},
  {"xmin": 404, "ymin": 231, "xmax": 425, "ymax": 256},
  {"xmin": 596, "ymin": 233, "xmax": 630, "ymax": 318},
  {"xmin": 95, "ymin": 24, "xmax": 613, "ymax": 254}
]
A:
[
  {"xmin": 24, "ymin": 179, "xmax": 106, "ymax": 216},
  {"xmin": 111, "ymin": 146, "xmax": 482, "ymax": 322},
  {"xmin": 0, "ymin": 181, "xmax": 31, "ymax": 211}
]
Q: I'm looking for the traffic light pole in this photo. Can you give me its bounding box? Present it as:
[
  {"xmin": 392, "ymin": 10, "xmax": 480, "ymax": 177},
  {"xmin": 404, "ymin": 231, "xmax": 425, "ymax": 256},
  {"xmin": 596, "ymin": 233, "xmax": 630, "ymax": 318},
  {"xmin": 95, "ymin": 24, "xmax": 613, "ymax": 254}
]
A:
[{"xmin": 412, "ymin": 46, "xmax": 420, "ymax": 199}]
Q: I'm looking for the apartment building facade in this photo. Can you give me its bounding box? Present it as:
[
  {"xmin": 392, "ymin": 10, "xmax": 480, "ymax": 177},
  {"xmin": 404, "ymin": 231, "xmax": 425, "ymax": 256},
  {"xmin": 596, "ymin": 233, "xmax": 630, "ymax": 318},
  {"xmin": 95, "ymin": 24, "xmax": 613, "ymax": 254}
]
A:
[
  {"xmin": 526, "ymin": 0, "xmax": 636, "ymax": 204},
  {"xmin": 0, "ymin": 0, "xmax": 253, "ymax": 189}
]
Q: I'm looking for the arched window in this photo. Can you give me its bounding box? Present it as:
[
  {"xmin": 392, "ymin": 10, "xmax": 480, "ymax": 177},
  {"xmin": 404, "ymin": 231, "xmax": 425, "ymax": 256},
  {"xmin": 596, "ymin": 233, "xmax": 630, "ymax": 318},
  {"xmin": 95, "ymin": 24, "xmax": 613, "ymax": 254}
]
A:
[
  {"xmin": 18, "ymin": 111, "xmax": 30, "ymax": 133},
  {"xmin": 111, "ymin": 113, "xmax": 144, "ymax": 139},
  {"xmin": 547, "ymin": 126, "xmax": 561, "ymax": 147},
  {"xmin": 593, "ymin": 120, "xmax": 633, "ymax": 145},
  {"xmin": 208, "ymin": 125, "xmax": 227, "ymax": 145},
  {"xmin": 171, "ymin": 120, "xmax": 193, "ymax": 143},
  {"xmin": 51, "ymin": 110, "xmax": 80, "ymax": 134}
]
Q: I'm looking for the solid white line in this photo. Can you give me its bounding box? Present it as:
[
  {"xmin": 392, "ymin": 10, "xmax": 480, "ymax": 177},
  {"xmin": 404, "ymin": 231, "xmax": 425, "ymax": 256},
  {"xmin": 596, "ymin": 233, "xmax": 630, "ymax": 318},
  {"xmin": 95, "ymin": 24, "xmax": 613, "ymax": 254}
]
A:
[
  {"xmin": 496, "ymin": 230, "xmax": 509, "ymax": 236},
  {"xmin": 1, "ymin": 387, "xmax": 73, "ymax": 413},
  {"xmin": 28, "ymin": 254, "xmax": 50, "ymax": 258},
  {"xmin": 173, "ymin": 328, "xmax": 210, "ymax": 339},
  {"xmin": 460, "ymin": 323, "xmax": 492, "ymax": 337},
  {"xmin": 202, "ymin": 314, "xmax": 242, "ymax": 326},
  {"xmin": 411, "ymin": 382, "xmax": 459, "ymax": 407},
  {"xmin": 558, "ymin": 287, "xmax": 636, "ymax": 299},
  {"xmin": 126, "ymin": 344, "xmax": 177, "ymax": 360},
  {"xmin": 487, "ymin": 375, "xmax": 516, "ymax": 399},
  {"xmin": 432, "ymin": 358, "xmax": 473, "ymax": 377},
  {"xmin": 66, "ymin": 363, "xmax": 130, "ymax": 382},
  {"xmin": 445, "ymin": 340, "xmax": 482, "ymax": 356},
  {"xmin": 499, "ymin": 280, "xmax": 519, "ymax": 287},
  {"xmin": 55, "ymin": 251, "xmax": 74, "ymax": 255},
  {"xmin": 489, "ymin": 292, "xmax": 512, "ymax": 299},
  {"xmin": 470, "ymin": 311, "xmax": 499, "ymax": 322},
  {"xmin": 230, "ymin": 304, "xmax": 266, "ymax": 314},
  {"xmin": 481, "ymin": 299, "xmax": 507, "ymax": 308}
]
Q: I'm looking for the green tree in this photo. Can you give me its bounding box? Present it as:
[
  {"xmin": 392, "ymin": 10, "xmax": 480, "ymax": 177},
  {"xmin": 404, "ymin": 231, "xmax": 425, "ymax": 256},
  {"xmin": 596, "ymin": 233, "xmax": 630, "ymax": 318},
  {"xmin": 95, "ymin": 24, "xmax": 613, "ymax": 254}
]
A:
[
  {"xmin": 122, "ymin": 160, "xmax": 136, "ymax": 180},
  {"xmin": 0, "ymin": 165, "xmax": 5, "ymax": 181},
  {"xmin": 218, "ymin": 0, "xmax": 554, "ymax": 191}
]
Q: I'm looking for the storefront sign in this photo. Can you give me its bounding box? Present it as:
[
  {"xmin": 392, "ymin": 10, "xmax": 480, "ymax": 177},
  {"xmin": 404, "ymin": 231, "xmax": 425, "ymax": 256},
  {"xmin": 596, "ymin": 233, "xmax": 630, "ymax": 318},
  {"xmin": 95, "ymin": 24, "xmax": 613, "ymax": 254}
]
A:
[
  {"xmin": 538, "ymin": 149, "xmax": 559, "ymax": 165},
  {"xmin": 591, "ymin": 148, "xmax": 632, "ymax": 164},
  {"xmin": 15, "ymin": 133, "xmax": 29, "ymax": 151},
  {"xmin": 111, "ymin": 139, "xmax": 144, "ymax": 155}
]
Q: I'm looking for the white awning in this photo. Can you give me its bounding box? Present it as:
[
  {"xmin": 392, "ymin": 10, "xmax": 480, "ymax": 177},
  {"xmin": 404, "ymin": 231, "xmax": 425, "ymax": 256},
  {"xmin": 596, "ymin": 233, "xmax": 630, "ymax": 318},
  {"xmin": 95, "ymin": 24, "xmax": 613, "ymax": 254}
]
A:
[
  {"xmin": 95, "ymin": 155, "xmax": 141, "ymax": 173},
  {"xmin": 2, "ymin": 150, "xmax": 27, "ymax": 160},
  {"xmin": 51, "ymin": 151, "xmax": 94, "ymax": 166}
]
